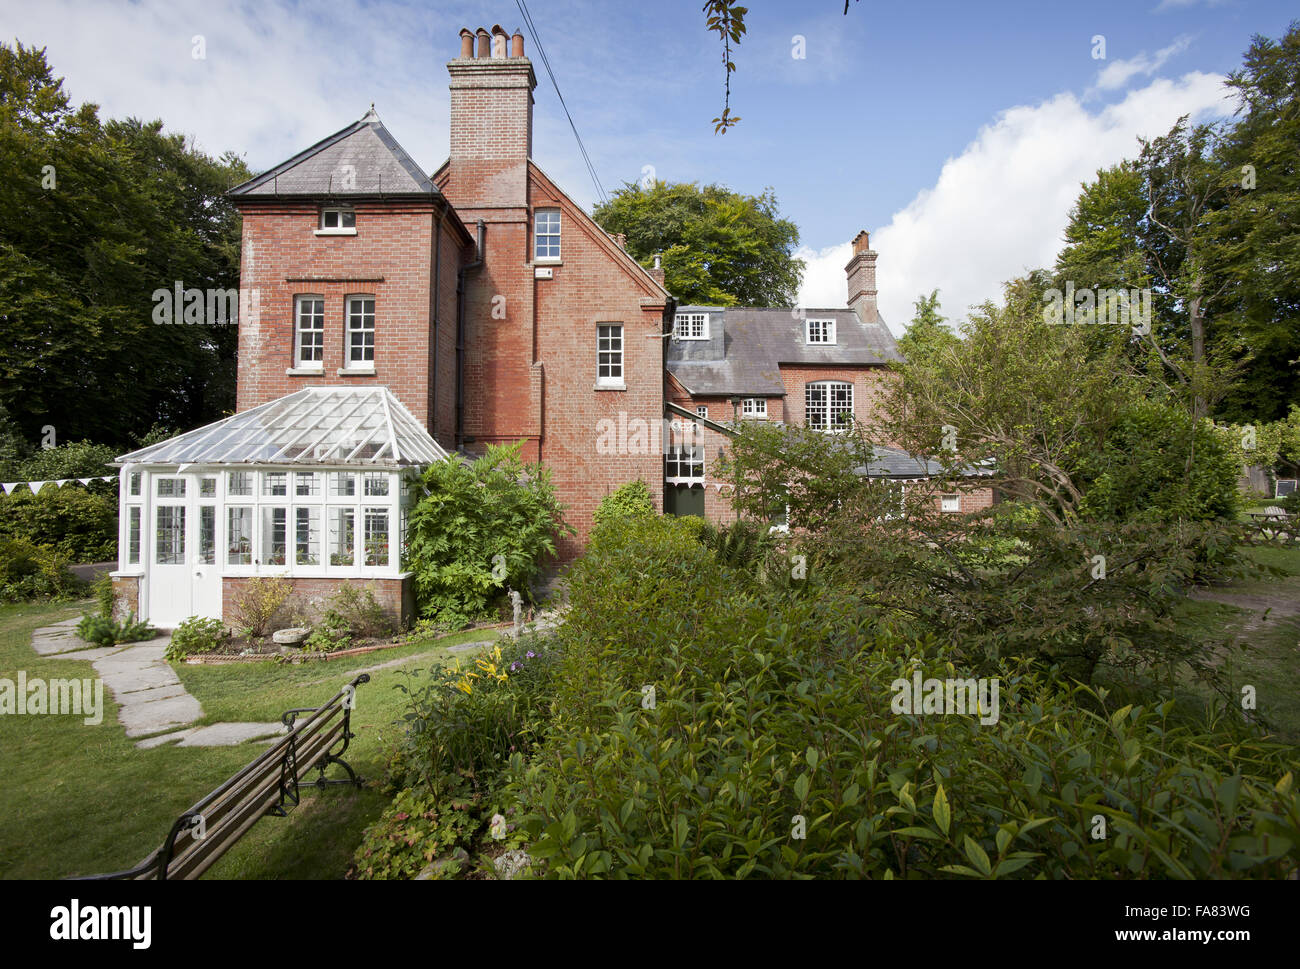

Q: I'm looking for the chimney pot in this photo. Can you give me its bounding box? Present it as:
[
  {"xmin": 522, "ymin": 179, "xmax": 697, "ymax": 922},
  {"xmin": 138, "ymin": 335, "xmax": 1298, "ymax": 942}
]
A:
[
  {"xmin": 458, "ymin": 28, "xmax": 474, "ymax": 59},
  {"xmin": 476, "ymin": 28, "xmax": 490, "ymax": 58},
  {"xmin": 511, "ymin": 30, "xmax": 525, "ymax": 58},
  {"xmin": 491, "ymin": 25, "xmax": 508, "ymax": 58},
  {"xmin": 853, "ymin": 229, "xmax": 871, "ymax": 254}
]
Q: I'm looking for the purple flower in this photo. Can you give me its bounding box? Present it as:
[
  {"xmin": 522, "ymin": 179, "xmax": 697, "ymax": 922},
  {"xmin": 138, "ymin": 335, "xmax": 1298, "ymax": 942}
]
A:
[
  {"xmin": 510, "ymin": 661, "xmax": 521, "ymax": 671},
  {"xmin": 526, "ymin": 651, "xmax": 536, "ymax": 659}
]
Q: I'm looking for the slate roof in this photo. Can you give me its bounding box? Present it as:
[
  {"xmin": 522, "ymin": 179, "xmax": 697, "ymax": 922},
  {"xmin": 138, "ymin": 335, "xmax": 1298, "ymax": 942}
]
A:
[
  {"xmin": 667, "ymin": 306, "xmax": 902, "ymax": 397},
  {"xmin": 229, "ymin": 108, "xmax": 437, "ymax": 199}
]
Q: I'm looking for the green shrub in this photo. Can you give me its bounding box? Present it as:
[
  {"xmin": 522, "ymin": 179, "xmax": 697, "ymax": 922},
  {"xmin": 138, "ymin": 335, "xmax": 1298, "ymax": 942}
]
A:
[
  {"xmin": 326, "ymin": 583, "xmax": 394, "ymax": 639},
  {"xmin": 230, "ymin": 575, "xmax": 293, "ymax": 638},
  {"xmin": 1076, "ymin": 399, "xmax": 1241, "ymax": 524},
  {"xmin": 0, "ymin": 538, "xmax": 83, "ymax": 602},
  {"xmin": 509, "ymin": 639, "xmax": 1299, "ymax": 879},
  {"xmin": 393, "ymin": 637, "xmax": 558, "ymax": 797},
  {"xmin": 405, "ymin": 444, "xmax": 571, "ymax": 628},
  {"xmin": 76, "ymin": 611, "xmax": 155, "ymax": 647},
  {"xmin": 349, "ymin": 784, "xmax": 490, "ymax": 880},
  {"xmin": 592, "ymin": 479, "xmax": 654, "ymax": 532},
  {"xmin": 91, "ymin": 572, "xmax": 115, "ymax": 618},
  {"xmin": 165, "ymin": 616, "xmax": 225, "ymax": 661},
  {"xmin": 0, "ymin": 486, "xmax": 117, "ymax": 562}
]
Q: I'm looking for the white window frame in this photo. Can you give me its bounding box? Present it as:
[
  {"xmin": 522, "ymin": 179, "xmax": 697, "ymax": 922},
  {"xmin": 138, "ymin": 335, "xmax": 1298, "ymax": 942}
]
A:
[
  {"xmin": 805, "ymin": 380, "xmax": 854, "ymax": 432},
  {"xmin": 596, "ymin": 323, "xmax": 624, "ymax": 389},
  {"xmin": 674, "ymin": 312, "xmax": 710, "ymax": 341},
  {"xmin": 806, "ymin": 318, "xmax": 836, "ymax": 345},
  {"xmin": 941, "ymin": 494, "xmax": 961, "ymax": 513},
  {"xmin": 294, "ymin": 295, "xmax": 325, "ymax": 370},
  {"xmin": 695, "ymin": 405, "xmax": 708, "ymax": 419},
  {"xmin": 535, "ymin": 209, "xmax": 561, "ymax": 262},
  {"xmin": 665, "ymin": 444, "xmax": 705, "ymax": 484},
  {"xmin": 344, "ymin": 294, "xmax": 375, "ymax": 371},
  {"xmin": 316, "ymin": 207, "xmax": 357, "ymax": 236},
  {"xmin": 741, "ymin": 398, "xmax": 767, "ymax": 419}
]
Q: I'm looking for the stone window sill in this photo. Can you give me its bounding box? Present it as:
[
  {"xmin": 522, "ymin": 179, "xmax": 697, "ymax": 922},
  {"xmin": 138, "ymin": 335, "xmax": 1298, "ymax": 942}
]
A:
[
  {"xmin": 286, "ymin": 367, "xmax": 324, "ymax": 376},
  {"xmin": 594, "ymin": 382, "xmax": 626, "ymax": 392},
  {"xmin": 337, "ymin": 368, "xmax": 376, "ymax": 376},
  {"xmin": 314, "ymin": 228, "xmax": 357, "ymax": 237}
]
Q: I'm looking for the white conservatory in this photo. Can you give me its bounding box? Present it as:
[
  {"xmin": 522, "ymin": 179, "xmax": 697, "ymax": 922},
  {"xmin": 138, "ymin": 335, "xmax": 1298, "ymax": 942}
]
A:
[{"xmin": 112, "ymin": 388, "xmax": 449, "ymax": 627}]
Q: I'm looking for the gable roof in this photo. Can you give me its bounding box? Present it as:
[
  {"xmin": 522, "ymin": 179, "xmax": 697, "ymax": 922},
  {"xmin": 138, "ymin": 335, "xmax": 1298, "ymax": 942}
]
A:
[
  {"xmin": 229, "ymin": 108, "xmax": 438, "ymax": 199},
  {"xmin": 667, "ymin": 306, "xmax": 902, "ymax": 397}
]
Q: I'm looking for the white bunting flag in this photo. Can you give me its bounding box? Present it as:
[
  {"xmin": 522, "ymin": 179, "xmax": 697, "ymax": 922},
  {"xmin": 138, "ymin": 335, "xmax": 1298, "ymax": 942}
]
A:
[
  {"xmin": 55, "ymin": 479, "xmax": 69, "ymax": 488},
  {"xmin": 29, "ymin": 481, "xmax": 44, "ymax": 494},
  {"xmin": 2, "ymin": 483, "xmax": 16, "ymax": 495},
  {"xmin": 78, "ymin": 478, "xmax": 91, "ymax": 486}
]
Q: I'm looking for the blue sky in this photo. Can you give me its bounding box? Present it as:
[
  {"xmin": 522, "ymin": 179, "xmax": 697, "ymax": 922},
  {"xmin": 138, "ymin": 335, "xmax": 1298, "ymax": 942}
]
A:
[{"xmin": 3, "ymin": 0, "xmax": 1295, "ymax": 330}]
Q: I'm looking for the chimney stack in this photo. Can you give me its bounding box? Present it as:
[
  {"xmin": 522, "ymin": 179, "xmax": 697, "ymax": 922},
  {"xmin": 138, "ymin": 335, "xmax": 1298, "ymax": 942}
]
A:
[
  {"xmin": 446, "ymin": 27, "xmax": 537, "ymax": 209},
  {"xmin": 845, "ymin": 229, "xmax": 878, "ymax": 323}
]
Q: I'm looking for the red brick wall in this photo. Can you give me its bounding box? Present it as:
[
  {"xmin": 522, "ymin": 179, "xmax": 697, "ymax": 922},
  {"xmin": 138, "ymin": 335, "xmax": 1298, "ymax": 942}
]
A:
[
  {"xmin": 233, "ymin": 198, "xmax": 468, "ymax": 439},
  {"xmin": 779, "ymin": 364, "xmax": 895, "ymax": 435},
  {"xmin": 222, "ymin": 575, "xmax": 414, "ymax": 630},
  {"xmin": 438, "ymin": 159, "xmax": 670, "ymax": 560}
]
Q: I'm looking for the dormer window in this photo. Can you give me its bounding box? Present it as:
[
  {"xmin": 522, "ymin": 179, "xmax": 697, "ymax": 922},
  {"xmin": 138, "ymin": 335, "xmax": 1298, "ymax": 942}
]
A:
[
  {"xmin": 317, "ymin": 207, "xmax": 356, "ymax": 235},
  {"xmin": 674, "ymin": 312, "xmax": 709, "ymax": 340},
  {"xmin": 806, "ymin": 318, "xmax": 836, "ymax": 345}
]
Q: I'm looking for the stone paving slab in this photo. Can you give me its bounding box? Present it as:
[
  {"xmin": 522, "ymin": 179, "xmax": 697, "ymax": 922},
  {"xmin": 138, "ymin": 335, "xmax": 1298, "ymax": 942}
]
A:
[
  {"xmin": 174, "ymin": 723, "xmax": 286, "ymax": 747},
  {"xmin": 31, "ymin": 622, "xmax": 317, "ymax": 748},
  {"xmin": 135, "ymin": 728, "xmax": 197, "ymax": 750},
  {"xmin": 116, "ymin": 693, "xmax": 203, "ymax": 737}
]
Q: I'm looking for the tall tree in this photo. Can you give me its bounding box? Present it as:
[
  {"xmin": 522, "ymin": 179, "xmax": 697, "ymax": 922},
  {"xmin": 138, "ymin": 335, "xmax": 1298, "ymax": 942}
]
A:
[
  {"xmin": 896, "ymin": 289, "xmax": 957, "ymax": 364},
  {"xmin": 0, "ymin": 42, "xmax": 248, "ymax": 448},
  {"xmin": 593, "ymin": 180, "xmax": 804, "ymax": 306}
]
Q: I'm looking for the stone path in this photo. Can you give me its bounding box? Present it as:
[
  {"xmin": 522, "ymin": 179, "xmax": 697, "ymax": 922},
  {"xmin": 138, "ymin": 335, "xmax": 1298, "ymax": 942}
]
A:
[{"xmin": 31, "ymin": 618, "xmax": 285, "ymax": 749}]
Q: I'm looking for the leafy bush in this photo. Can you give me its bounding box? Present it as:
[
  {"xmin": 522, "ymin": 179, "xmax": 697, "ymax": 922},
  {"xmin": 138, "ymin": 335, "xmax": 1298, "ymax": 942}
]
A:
[
  {"xmin": 502, "ymin": 522, "xmax": 1298, "ymax": 879},
  {"xmin": 165, "ymin": 616, "xmax": 225, "ymax": 661},
  {"xmin": 91, "ymin": 572, "xmax": 115, "ymax": 617},
  {"xmin": 509, "ymin": 643, "xmax": 1299, "ymax": 879},
  {"xmin": 0, "ymin": 538, "xmax": 83, "ymax": 602},
  {"xmin": 349, "ymin": 784, "xmax": 491, "ymax": 880},
  {"xmin": 0, "ymin": 487, "xmax": 117, "ymax": 561},
  {"xmin": 592, "ymin": 479, "xmax": 654, "ymax": 532},
  {"xmin": 230, "ymin": 575, "xmax": 293, "ymax": 638},
  {"xmin": 1076, "ymin": 399, "xmax": 1241, "ymax": 524},
  {"xmin": 15, "ymin": 441, "xmax": 117, "ymax": 494},
  {"xmin": 326, "ymin": 583, "xmax": 395, "ymax": 639},
  {"xmin": 405, "ymin": 444, "xmax": 571, "ymax": 628},
  {"xmin": 76, "ymin": 611, "xmax": 154, "ymax": 647},
  {"xmin": 393, "ymin": 638, "xmax": 558, "ymax": 796}
]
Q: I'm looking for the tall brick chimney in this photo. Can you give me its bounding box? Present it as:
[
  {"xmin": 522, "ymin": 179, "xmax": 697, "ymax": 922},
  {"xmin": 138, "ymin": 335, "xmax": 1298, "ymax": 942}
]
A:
[
  {"xmin": 845, "ymin": 230, "xmax": 878, "ymax": 323},
  {"xmin": 447, "ymin": 25, "xmax": 537, "ymax": 208}
]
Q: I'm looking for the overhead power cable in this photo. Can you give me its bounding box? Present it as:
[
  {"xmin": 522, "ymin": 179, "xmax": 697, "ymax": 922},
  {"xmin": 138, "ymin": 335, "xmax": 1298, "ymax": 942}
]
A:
[{"xmin": 515, "ymin": 0, "xmax": 609, "ymax": 206}]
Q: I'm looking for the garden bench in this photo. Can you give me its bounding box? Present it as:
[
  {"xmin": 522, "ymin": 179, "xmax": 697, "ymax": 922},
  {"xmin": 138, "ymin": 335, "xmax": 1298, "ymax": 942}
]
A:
[
  {"xmin": 76, "ymin": 673, "xmax": 370, "ymax": 880},
  {"xmin": 1243, "ymin": 509, "xmax": 1299, "ymax": 546}
]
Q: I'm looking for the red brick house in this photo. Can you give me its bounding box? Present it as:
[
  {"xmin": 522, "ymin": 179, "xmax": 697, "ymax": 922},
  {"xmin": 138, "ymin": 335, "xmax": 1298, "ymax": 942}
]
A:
[{"xmin": 109, "ymin": 24, "xmax": 986, "ymax": 628}]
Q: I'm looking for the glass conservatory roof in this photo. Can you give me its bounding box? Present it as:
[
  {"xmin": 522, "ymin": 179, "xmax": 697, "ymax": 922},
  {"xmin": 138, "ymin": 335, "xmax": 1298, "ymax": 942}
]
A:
[{"xmin": 116, "ymin": 388, "xmax": 450, "ymax": 468}]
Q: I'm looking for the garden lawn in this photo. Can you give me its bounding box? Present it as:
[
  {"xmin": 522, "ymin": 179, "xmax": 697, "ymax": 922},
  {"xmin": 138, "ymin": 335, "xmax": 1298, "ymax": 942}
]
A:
[
  {"xmin": 1100, "ymin": 544, "xmax": 1300, "ymax": 744},
  {"xmin": 0, "ymin": 599, "xmax": 497, "ymax": 880}
]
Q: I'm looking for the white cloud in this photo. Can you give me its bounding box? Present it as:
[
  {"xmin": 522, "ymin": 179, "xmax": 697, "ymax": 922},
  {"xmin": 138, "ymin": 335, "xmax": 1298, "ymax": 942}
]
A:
[
  {"xmin": 1090, "ymin": 35, "xmax": 1193, "ymax": 94},
  {"xmin": 797, "ymin": 71, "xmax": 1233, "ymax": 335}
]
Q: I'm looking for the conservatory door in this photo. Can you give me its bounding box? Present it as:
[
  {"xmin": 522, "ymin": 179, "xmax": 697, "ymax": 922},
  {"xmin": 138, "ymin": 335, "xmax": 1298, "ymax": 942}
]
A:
[
  {"xmin": 191, "ymin": 477, "xmax": 223, "ymax": 620},
  {"xmin": 149, "ymin": 476, "xmax": 191, "ymax": 627}
]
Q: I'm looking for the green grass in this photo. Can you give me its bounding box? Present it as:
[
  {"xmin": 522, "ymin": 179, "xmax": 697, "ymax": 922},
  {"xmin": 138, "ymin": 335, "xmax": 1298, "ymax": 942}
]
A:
[
  {"xmin": 1113, "ymin": 544, "xmax": 1300, "ymax": 744},
  {"xmin": 0, "ymin": 599, "xmax": 497, "ymax": 880}
]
